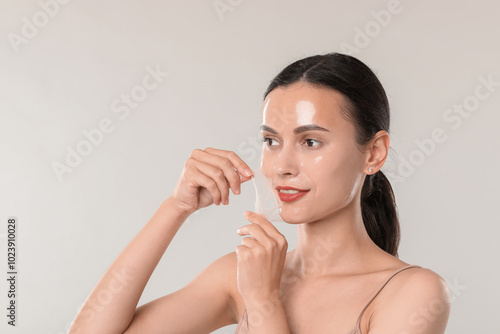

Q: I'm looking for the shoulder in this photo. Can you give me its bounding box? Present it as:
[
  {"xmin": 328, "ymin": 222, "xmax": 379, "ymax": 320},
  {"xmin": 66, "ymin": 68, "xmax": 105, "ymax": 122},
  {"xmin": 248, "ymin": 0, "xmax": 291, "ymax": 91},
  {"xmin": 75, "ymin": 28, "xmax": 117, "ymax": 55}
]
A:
[
  {"xmin": 192, "ymin": 251, "xmax": 238, "ymax": 295},
  {"xmin": 385, "ymin": 266, "xmax": 450, "ymax": 299},
  {"xmin": 197, "ymin": 251, "xmax": 242, "ymax": 322},
  {"xmin": 397, "ymin": 267, "xmax": 450, "ymax": 307},
  {"xmin": 368, "ymin": 266, "xmax": 451, "ymax": 334},
  {"xmin": 201, "ymin": 250, "xmax": 237, "ymax": 276}
]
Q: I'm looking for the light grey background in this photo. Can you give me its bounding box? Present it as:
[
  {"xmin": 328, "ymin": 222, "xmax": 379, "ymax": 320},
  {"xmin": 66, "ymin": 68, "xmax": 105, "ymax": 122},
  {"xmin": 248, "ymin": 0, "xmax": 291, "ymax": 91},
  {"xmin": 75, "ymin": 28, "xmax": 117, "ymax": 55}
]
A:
[{"xmin": 1, "ymin": 0, "xmax": 498, "ymax": 333}]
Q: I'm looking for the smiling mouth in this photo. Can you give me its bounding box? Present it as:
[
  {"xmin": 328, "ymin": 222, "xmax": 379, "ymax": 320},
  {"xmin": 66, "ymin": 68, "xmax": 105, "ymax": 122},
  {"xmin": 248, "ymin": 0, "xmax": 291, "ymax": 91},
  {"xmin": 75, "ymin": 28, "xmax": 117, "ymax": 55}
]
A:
[
  {"xmin": 278, "ymin": 189, "xmax": 302, "ymax": 194},
  {"xmin": 276, "ymin": 187, "xmax": 310, "ymax": 202}
]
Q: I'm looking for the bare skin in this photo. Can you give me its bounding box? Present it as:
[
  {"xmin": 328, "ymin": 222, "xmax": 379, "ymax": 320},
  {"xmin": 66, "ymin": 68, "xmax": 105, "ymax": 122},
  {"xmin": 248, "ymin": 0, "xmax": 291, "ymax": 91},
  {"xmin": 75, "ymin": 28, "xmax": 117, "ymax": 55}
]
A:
[{"xmin": 69, "ymin": 82, "xmax": 450, "ymax": 334}]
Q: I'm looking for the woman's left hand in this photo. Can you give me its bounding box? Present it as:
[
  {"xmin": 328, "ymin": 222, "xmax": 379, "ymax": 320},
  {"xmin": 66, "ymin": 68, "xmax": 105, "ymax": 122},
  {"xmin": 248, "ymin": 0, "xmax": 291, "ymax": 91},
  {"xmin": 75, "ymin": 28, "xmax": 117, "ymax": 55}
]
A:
[{"xmin": 236, "ymin": 211, "xmax": 288, "ymax": 305}]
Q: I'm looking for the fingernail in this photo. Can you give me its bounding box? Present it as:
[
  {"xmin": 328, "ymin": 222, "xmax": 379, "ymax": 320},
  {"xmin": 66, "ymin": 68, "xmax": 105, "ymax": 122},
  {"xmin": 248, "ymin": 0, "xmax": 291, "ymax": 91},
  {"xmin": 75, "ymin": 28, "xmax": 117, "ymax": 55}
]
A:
[{"xmin": 245, "ymin": 169, "xmax": 253, "ymax": 177}]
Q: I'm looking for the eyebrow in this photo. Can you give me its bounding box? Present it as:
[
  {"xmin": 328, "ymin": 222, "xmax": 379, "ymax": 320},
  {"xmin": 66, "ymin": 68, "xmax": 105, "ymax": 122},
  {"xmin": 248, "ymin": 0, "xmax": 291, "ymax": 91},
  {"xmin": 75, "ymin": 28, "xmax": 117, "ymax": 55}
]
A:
[{"xmin": 260, "ymin": 124, "xmax": 330, "ymax": 135}]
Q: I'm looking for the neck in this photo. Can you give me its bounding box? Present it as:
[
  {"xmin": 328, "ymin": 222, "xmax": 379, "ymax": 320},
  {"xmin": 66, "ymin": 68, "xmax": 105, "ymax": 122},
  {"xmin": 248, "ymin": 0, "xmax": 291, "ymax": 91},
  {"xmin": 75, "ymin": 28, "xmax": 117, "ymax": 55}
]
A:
[{"xmin": 288, "ymin": 197, "xmax": 384, "ymax": 278}]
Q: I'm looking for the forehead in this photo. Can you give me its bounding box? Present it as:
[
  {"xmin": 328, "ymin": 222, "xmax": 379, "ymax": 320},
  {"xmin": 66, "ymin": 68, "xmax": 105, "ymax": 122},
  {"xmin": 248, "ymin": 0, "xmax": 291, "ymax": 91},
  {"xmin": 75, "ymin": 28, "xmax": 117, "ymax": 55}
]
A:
[{"xmin": 261, "ymin": 82, "xmax": 349, "ymax": 127}]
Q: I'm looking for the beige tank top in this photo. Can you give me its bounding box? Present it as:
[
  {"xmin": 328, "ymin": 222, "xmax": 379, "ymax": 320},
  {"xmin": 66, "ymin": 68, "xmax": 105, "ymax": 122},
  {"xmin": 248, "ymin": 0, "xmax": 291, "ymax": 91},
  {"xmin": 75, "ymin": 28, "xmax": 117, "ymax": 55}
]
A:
[{"xmin": 234, "ymin": 265, "xmax": 421, "ymax": 334}]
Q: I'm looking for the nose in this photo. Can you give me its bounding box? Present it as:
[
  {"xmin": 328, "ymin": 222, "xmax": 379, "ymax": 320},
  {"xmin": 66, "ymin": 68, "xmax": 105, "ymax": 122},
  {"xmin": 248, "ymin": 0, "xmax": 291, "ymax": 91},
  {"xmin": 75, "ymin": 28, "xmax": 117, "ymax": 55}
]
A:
[{"xmin": 272, "ymin": 141, "xmax": 300, "ymax": 177}]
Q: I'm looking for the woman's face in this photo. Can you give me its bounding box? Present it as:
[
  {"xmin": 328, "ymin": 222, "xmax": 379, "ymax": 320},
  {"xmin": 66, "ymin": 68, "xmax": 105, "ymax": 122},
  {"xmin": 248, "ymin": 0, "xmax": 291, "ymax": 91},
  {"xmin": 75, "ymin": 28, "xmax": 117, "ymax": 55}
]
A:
[{"xmin": 260, "ymin": 81, "xmax": 369, "ymax": 225}]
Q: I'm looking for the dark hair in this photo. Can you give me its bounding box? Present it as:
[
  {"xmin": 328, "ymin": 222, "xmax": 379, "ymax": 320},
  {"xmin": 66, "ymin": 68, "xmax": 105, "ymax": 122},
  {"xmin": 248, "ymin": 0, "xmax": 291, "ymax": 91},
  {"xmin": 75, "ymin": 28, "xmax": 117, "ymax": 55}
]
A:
[{"xmin": 264, "ymin": 52, "xmax": 400, "ymax": 256}]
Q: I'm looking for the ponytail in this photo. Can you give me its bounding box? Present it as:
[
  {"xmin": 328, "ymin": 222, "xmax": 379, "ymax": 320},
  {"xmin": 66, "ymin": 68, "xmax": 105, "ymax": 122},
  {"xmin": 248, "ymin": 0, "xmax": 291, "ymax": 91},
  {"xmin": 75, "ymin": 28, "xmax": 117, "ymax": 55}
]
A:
[{"xmin": 361, "ymin": 171, "xmax": 400, "ymax": 256}]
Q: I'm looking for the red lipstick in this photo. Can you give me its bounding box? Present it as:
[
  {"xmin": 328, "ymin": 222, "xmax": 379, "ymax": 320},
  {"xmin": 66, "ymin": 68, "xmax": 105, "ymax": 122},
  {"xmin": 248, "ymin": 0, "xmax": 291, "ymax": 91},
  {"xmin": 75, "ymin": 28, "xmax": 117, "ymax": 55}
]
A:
[{"xmin": 275, "ymin": 186, "xmax": 310, "ymax": 202}]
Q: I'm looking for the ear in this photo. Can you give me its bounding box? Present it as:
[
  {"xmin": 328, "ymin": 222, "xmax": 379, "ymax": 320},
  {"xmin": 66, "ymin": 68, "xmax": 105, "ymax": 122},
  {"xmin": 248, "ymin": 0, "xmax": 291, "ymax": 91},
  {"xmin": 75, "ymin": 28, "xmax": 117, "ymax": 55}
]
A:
[{"xmin": 364, "ymin": 130, "xmax": 390, "ymax": 174}]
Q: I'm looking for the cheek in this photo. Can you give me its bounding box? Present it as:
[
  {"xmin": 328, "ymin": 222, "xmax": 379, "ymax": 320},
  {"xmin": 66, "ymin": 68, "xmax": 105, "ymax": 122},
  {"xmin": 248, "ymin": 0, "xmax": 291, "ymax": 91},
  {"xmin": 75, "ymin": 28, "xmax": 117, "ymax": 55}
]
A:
[
  {"xmin": 308, "ymin": 153, "xmax": 362, "ymax": 192},
  {"xmin": 260, "ymin": 149, "xmax": 275, "ymax": 176}
]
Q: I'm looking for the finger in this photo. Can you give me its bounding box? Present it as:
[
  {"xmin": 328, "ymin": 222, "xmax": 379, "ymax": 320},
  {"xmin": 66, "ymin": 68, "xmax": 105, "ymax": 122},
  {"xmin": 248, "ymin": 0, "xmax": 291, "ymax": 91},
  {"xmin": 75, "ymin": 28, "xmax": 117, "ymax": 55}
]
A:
[
  {"xmin": 194, "ymin": 161, "xmax": 231, "ymax": 205},
  {"xmin": 203, "ymin": 147, "xmax": 254, "ymax": 186},
  {"xmin": 237, "ymin": 223, "xmax": 269, "ymax": 243},
  {"xmin": 192, "ymin": 149, "xmax": 243, "ymax": 197},
  {"xmin": 240, "ymin": 236, "xmax": 259, "ymax": 248},
  {"xmin": 203, "ymin": 147, "xmax": 253, "ymax": 177},
  {"xmin": 186, "ymin": 162, "xmax": 223, "ymax": 205},
  {"xmin": 236, "ymin": 244, "xmax": 249, "ymax": 258},
  {"xmin": 243, "ymin": 211, "xmax": 281, "ymax": 238},
  {"xmin": 244, "ymin": 212, "xmax": 288, "ymax": 250}
]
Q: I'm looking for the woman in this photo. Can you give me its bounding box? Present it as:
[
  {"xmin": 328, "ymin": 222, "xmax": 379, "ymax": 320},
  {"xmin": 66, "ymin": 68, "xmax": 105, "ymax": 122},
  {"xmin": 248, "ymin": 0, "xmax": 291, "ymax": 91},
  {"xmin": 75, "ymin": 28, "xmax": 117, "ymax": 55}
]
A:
[{"xmin": 69, "ymin": 53, "xmax": 450, "ymax": 333}]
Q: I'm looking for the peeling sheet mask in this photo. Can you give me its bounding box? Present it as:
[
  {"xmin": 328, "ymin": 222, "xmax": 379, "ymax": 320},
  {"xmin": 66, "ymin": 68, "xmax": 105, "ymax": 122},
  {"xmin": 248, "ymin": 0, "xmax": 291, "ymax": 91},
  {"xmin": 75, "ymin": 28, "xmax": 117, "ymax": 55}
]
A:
[{"xmin": 251, "ymin": 168, "xmax": 284, "ymax": 223}]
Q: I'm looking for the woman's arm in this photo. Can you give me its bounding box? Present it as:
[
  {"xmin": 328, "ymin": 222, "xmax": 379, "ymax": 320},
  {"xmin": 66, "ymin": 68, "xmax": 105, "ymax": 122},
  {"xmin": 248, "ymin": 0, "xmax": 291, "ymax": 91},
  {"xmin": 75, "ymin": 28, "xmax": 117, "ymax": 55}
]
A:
[
  {"xmin": 69, "ymin": 147, "xmax": 254, "ymax": 333},
  {"xmin": 123, "ymin": 249, "xmax": 241, "ymax": 334},
  {"xmin": 69, "ymin": 197, "xmax": 191, "ymax": 333}
]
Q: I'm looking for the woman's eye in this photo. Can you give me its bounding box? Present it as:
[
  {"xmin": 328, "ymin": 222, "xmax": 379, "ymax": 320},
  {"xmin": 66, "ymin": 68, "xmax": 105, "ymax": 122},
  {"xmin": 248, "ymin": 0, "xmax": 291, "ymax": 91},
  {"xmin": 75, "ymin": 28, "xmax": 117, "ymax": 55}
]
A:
[
  {"xmin": 261, "ymin": 137, "xmax": 278, "ymax": 146},
  {"xmin": 304, "ymin": 139, "xmax": 320, "ymax": 147},
  {"xmin": 261, "ymin": 137, "xmax": 320, "ymax": 147}
]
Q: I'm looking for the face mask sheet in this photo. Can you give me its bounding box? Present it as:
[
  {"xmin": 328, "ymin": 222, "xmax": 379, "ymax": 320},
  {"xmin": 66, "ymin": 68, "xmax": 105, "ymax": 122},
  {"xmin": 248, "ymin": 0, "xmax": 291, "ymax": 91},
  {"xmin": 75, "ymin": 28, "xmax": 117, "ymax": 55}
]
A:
[{"xmin": 250, "ymin": 168, "xmax": 284, "ymax": 223}]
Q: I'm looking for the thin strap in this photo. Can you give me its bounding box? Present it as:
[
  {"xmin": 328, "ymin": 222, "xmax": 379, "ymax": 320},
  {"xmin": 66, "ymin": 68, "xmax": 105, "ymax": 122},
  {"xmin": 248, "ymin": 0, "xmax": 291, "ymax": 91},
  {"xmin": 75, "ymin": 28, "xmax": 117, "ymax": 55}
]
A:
[
  {"xmin": 235, "ymin": 308, "xmax": 248, "ymax": 333},
  {"xmin": 354, "ymin": 265, "xmax": 422, "ymax": 333}
]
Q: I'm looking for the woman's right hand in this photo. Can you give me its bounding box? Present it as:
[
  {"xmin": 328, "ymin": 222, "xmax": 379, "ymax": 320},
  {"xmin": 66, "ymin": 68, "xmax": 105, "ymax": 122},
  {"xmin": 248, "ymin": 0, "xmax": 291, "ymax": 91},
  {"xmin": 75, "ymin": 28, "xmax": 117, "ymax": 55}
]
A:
[{"xmin": 169, "ymin": 147, "xmax": 254, "ymax": 216}]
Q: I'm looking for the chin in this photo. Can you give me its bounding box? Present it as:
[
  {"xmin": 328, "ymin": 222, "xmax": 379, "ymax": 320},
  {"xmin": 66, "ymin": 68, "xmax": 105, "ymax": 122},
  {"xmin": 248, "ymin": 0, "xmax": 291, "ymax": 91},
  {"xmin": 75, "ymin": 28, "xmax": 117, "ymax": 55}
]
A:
[{"xmin": 278, "ymin": 207, "xmax": 311, "ymax": 225}]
